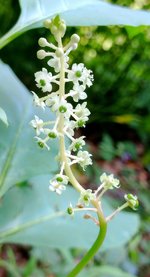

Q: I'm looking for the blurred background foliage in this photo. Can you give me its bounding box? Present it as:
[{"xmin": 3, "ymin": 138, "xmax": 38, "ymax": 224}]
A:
[{"xmin": 0, "ymin": 0, "xmax": 150, "ymax": 276}]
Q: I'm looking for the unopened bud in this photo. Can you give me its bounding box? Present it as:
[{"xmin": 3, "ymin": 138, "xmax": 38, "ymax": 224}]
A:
[
  {"xmin": 38, "ymin": 38, "xmax": 49, "ymax": 47},
  {"xmin": 37, "ymin": 50, "xmax": 47, "ymax": 59},
  {"xmin": 71, "ymin": 34, "xmax": 80, "ymax": 44},
  {"xmin": 43, "ymin": 19, "xmax": 51, "ymax": 29},
  {"xmin": 59, "ymin": 23, "xmax": 66, "ymax": 37}
]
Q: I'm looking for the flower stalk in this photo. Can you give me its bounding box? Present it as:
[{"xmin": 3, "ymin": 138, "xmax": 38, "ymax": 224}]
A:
[{"xmin": 30, "ymin": 15, "xmax": 139, "ymax": 276}]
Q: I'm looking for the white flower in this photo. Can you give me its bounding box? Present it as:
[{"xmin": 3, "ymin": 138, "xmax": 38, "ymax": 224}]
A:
[
  {"xmin": 77, "ymin": 150, "xmax": 92, "ymax": 170},
  {"xmin": 64, "ymin": 120, "xmax": 76, "ymax": 137},
  {"xmin": 49, "ymin": 181, "xmax": 66, "ymax": 195},
  {"xmin": 31, "ymin": 92, "xmax": 46, "ymax": 110},
  {"xmin": 45, "ymin": 93, "xmax": 59, "ymax": 108},
  {"xmin": 30, "ymin": 115, "xmax": 44, "ymax": 135},
  {"xmin": 124, "ymin": 194, "xmax": 139, "ymax": 210},
  {"xmin": 67, "ymin": 63, "xmax": 93, "ymax": 87},
  {"xmin": 55, "ymin": 174, "xmax": 69, "ymax": 185},
  {"xmin": 48, "ymin": 54, "xmax": 69, "ymax": 73},
  {"xmin": 49, "ymin": 173, "xmax": 69, "ymax": 195},
  {"xmin": 79, "ymin": 189, "xmax": 94, "ymax": 206},
  {"xmin": 74, "ymin": 102, "xmax": 90, "ymax": 122},
  {"xmin": 35, "ymin": 136, "xmax": 50, "ymax": 150},
  {"xmin": 70, "ymin": 84, "xmax": 87, "ymax": 102},
  {"xmin": 67, "ymin": 63, "xmax": 84, "ymax": 83},
  {"xmin": 58, "ymin": 98, "xmax": 73, "ymax": 118},
  {"xmin": 100, "ymin": 173, "xmax": 120, "ymax": 190},
  {"xmin": 35, "ymin": 68, "xmax": 53, "ymax": 92},
  {"xmin": 69, "ymin": 136, "xmax": 85, "ymax": 152},
  {"xmin": 81, "ymin": 67, "xmax": 94, "ymax": 88}
]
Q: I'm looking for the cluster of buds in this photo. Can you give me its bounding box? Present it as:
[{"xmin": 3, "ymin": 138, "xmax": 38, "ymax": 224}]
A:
[{"xmin": 30, "ymin": 16, "xmax": 139, "ymax": 222}]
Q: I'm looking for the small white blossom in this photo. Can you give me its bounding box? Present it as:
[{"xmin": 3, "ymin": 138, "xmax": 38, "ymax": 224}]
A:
[
  {"xmin": 49, "ymin": 181, "xmax": 66, "ymax": 195},
  {"xmin": 100, "ymin": 173, "xmax": 120, "ymax": 190},
  {"xmin": 77, "ymin": 150, "xmax": 92, "ymax": 170},
  {"xmin": 74, "ymin": 102, "xmax": 90, "ymax": 122},
  {"xmin": 70, "ymin": 84, "xmax": 87, "ymax": 102},
  {"xmin": 35, "ymin": 68, "xmax": 53, "ymax": 92},
  {"xmin": 69, "ymin": 136, "xmax": 85, "ymax": 152},
  {"xmin": 35, "ymin": 136, "xmax": 50, "ymax": 150},
  {"xmin": 48, "ymin": 54, "xmax": 69, "ymax": 72},
  {"xmin": 124, "ymin": 194, "xmax": 139, "ymax": 210},
  {"xmin": 49, "ymin": 173, "xmax": 69, "ymax": 195},
  {"xmin": 45, "ymin": 93, "xmax": 59, "ymax": 108},
  {"xmin": 79, "ymin": 189, "xmax": 94, "ymax": 206},
  {"xmin": 67, "ymin": 63, "xmax": 93, "ymax": 87},
  {"xmin": 81, "ymin": 67, "xmax": 94, "ymax": 87},
  {"xmin": 64, "ymin": 120, "xmax": 76, "ymax": 137},
  {"xmin": 30, "ymin": 115, "xmax": 44, "ymax": 136},
  {"xmin": 58, "ymin": 99, "xmax": 73, "ymax": 118},
  {"xmin": 31, "ymin": 92, "xmax": 46, "ymax": 110}
]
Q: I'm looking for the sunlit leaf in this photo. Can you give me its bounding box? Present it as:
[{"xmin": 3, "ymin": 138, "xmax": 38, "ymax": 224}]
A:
[
  {"xmin": 0, "ymin": 175, "xmax": 140, "ymax": 251},
  {"xmin": 0, "ymin": 61, "xmax": 58, "ymax": 197},
  {"xmin": 0, "ymin": 0, "xmax": 150, "ymax": 49}
]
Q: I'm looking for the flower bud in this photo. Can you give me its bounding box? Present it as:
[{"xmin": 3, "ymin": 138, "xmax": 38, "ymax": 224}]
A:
[
  {"xmin": 38, "ymin": 37, "xmax": 49, "ymax": 47},
  {"xmin": 43, "ymin": 19, "xmax": 51, "ymax": 29},
  {"xmin": 71, "ymin": 34, "xmax": 80, "ymax": 44},
  {"xmin": 37, "ymin": 50, "xmax": 47, "ymax": 59},
  {"xmin": 59, "ymin": 22, "xmax": 66, "ymax": 37}
]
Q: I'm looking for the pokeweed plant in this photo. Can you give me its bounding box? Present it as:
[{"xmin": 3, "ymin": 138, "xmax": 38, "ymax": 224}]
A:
[{"xmin": 30, "ymin": 15, "xmax": 139, "ymax": 276}]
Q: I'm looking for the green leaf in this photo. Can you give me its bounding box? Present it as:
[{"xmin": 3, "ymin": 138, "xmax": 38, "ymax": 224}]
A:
[
  {"xmin": 0, "ymin": 175, "xmax": 140, "ymax": 250},
  {"xmin": 1, "ymin": 0, "xmax": 150, "ymax": 49},
  {"xmin": 81, "ymin": 265, "xmax": 136, "ymax": 277},
  {"xmin": 0, "ymin": 107, "xmax": 8, "ymax": 126},
  {"xmin": 0, "ymin": 61, "xmax": 58, "ymax": 197}
]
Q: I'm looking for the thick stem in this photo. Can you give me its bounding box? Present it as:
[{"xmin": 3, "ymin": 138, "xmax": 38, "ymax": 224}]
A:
[{"xmin": 67, "ymin": 201, "xmax": 107, "ymax": 277}]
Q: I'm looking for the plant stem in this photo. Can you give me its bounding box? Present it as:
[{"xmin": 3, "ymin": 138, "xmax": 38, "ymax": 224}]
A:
[
  {"xmin": 57, "ymin": 34, "xmax": 107, "ymax": 276},
  {"xmin": 67, "ymin": 201, "xmax": 107, "ymax": 276}
]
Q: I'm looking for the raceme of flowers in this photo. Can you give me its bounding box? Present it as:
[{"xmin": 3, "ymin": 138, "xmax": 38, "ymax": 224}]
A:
[
  {"xmin": 30, "ymin": 16, "xmax": 138, "ymax": 220},
  {"xmin": 30, "ymin": 16, "xmax": 93, "ymax": 195}
]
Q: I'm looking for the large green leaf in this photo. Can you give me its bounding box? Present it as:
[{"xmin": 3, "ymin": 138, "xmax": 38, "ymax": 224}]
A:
[
  {"xmin": 0, "ymin": 175, "xmax": 140, "ymax": 250},
  {"xmin": 0, "ymin": 0, "xmax": 150, "ymax": 49},
  {"xmin": 0, "ymin": 61, "xmax": 58, "ymax": 197}
]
